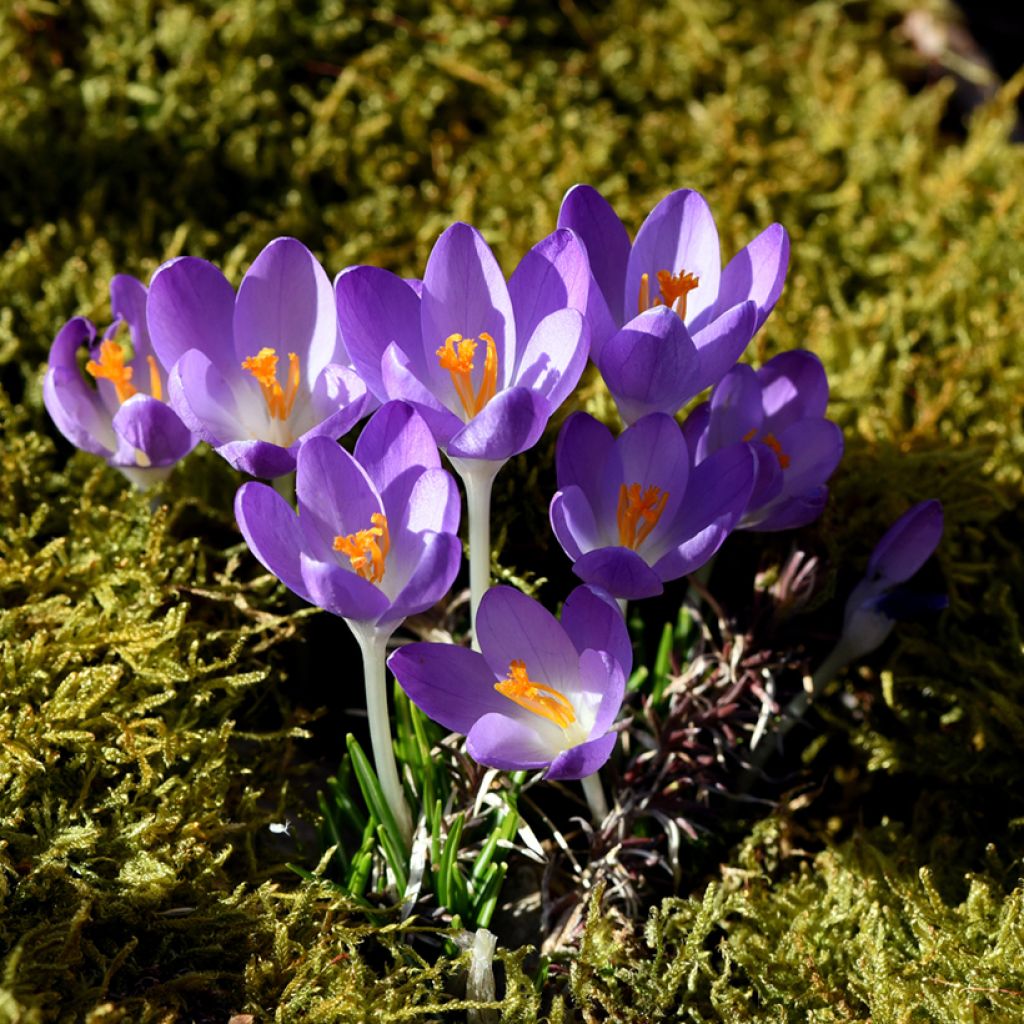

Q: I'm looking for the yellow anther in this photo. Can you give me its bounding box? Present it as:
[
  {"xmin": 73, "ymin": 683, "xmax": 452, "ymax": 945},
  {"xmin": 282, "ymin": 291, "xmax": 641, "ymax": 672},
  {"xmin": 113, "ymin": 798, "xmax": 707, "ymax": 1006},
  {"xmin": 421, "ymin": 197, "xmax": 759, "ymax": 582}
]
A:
[
  {"xmin": 242, "ymin": 347, "xmax": 301, "ymax": 420},
  {"xmin": 333, "ymin": 512, "xmax": 390, "ymax": 584},
  {"xmin": 742, "ymin": 428, "xmax": 790, "ymax": 469},
  {"xmin": 147, "ymin": 355, "xmax": 163, "ymax": 402},
  {"xmin": 494, "ymin": 660, "xmax": 577, "ymax": 730},
  {"xmin": 436, "ymin": 332, "xmax": 498, "ymax": 419},
  {"xmin": 617, "ymin": 482, "xmax": 669, "ymax": 550},
  {"xmin": 86, "ymin": 339, "xmax": 137, "ymax": 404}
]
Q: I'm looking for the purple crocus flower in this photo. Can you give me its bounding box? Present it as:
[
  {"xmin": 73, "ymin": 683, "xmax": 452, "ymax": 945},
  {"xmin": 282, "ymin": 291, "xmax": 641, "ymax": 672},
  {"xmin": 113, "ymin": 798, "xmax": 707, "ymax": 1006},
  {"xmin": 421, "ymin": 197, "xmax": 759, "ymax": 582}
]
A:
[
  {"xmin": 558, "ymin": 185, "xmax": 789, "ymax": 424},
  {"xmin": 840, "ymin": 500, "xmax": 946, "ymax": 660},
  {"xmin": 335, "ymin": 222, "xmax": 590, "ymax": 463},
  {"xmin": 550, "ymin": 412, "xmax": 756, "ymax": 599},
  {"xmin": 681, "ymin": 350, "xmax": 844, "ymax": 531},
  {"xmin": 147, "ymin": 237, "xmax": 368, "ymax": 479},
  {"xmin": 43, "ymin": 274, "xmax": 196, "ymax": 488},
  {"xmin": 389, "ymin": 584, "xmax": 631, "ymax": 781},
  {"xmin": 234, "ymin": 400, "xmax": 461, "ymax": 634}
]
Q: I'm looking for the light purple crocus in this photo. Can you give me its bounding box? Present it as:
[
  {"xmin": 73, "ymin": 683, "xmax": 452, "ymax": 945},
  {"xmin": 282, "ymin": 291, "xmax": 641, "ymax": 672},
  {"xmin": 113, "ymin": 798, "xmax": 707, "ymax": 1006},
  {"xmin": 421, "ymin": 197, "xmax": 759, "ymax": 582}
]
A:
[
  {"xmin": 43, "ymin": 274, "xmax": 196, "ymax": 488},
  {"xmin": 550, "ymin": 412, "xmax": 756, "ymax": 599},
  {"xmin": 234, "ymin": 400, "xmax": 461, "ymax": 634},
  {"xmin": 840, "ymin": 500, "xmax": 946, "ymax": 661},
  {"xmin": 335, "ymin": 223, "xmax": 590, "ymax": 463},
  {"xmin": 147, "ymin": 237, "xmax": 368, "ymax": 479},
  {"xmin": 390, "ymin": 585, "xmax": 631, "ymax": 781},
  {"xmin": 682, "ymin": 350, "xmax": 844, "ymax": 531},
  {"xmin": 558, "ymin": 185, "xmax": 789, "ymax": 424}
]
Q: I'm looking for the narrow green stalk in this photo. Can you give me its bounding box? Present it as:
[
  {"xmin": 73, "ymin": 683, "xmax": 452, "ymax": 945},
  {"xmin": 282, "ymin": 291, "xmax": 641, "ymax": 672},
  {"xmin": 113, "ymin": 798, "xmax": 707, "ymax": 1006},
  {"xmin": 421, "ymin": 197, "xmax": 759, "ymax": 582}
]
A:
[
  {"xmin": 273, "ymin": 470, "xmax": 296, "ymax": 506},
  {"xmin": 452, "ymin": 459, "xmax": 502, "ymax": 651},
  {"xmin": 581, "ymin": 771, "xmax": 609, "ymax": 823},
  {"xmin": 352, "ymin": 627, "xmax": 413, "ymax": 844}
]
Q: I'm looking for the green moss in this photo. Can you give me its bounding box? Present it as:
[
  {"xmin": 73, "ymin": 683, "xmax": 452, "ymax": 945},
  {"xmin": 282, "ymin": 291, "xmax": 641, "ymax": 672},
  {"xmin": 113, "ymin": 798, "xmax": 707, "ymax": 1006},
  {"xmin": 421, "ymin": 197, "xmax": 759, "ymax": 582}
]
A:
[{"xmin": 2, "ymin": 0, "xmax": 1023, "ymax": 1018}]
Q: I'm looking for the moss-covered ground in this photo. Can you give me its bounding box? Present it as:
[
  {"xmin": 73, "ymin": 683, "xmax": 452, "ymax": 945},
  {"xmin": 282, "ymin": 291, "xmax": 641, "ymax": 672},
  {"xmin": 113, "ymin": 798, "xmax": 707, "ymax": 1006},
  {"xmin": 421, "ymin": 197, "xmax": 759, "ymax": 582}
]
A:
[{"xmin": 2, "ymin": 0, "xmax": 1023, "ymax": 1020}]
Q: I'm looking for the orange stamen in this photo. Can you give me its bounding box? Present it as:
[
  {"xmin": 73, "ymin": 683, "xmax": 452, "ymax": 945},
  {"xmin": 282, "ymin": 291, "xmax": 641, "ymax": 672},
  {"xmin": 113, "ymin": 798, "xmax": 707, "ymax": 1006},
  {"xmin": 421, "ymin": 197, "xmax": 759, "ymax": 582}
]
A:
[
  {"xmin": 656, "ymin": 269, "xmax": 700, "ymax": 320},
  {"xmin": 494, "ymin": 660, "xmax": 577, "ymax": 730},
  {"xmin": 333, "ymin": 512, "xmax": 390, "ymax": 584},
  {"xmin": 742, "ymin": 428, "xmax": 790, "ymax": 469},
  {"xmin": 86, "ymin": 339, "xmax": 137, "ymax": 404},
  {"xmin": 436, "ymin": 332, "xmax": 498, "ymax": 418},
  {"xmin": 617, "ymin": 482, "xmax": 669, "ymax": 550},
  {"xmin": 147, "ymin": 355, "xmax": 163, "ymax": 402},
  {"xmin": 241, "ymin": 347, "xmax": 301, "ymax": 420}
]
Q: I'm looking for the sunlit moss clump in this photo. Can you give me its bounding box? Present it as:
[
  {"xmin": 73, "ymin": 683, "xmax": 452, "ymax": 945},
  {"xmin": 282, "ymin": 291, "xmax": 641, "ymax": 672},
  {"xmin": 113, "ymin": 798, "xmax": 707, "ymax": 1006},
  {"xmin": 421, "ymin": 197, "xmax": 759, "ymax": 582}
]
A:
[{"xmin": 2, "ymin": 0, "xmax": 1023, "ymax": 1019}]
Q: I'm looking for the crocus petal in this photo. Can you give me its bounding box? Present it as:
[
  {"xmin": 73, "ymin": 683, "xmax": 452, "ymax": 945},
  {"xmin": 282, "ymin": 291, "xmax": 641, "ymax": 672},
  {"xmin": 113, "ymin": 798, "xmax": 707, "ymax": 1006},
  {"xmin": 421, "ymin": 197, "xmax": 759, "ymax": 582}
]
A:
[
  {"xmin": 476, "ymin": 586, "xmax": 581, "ymax": 693},
  {"xmin": 572, "ymin": 547, "xmax": 665, "ymax": 600},
  {"xmin": 354, "ymin": 400, "xmax": 441, "ymax": 517},
  {"xmin": 397, "ymin": 467, "xmax": 460, "ymax": 536},
  {"xmin": 626, "ymin": 189, "xmax": 721, "ymax": 326},
  {"xmin": 759, "ymin": 349, "xmax": 829, "ymax": 430},
  {"xmin": 598, "ymin": 307, "xmax": 702, "ymax": 425},
  {"xmin": 111, "ymin": 394, "xmax": 196, "ymax": 467},
  {"xmin": 746, "ymin": 487, "xmax": 829, "ymax": 531},
  {"xmin": 384, "ymin": 531, "xmax": 462, "ymax": 624},
  {"xmin": 773, "ymin": 418, "xmax": 844, "ymax": 497},
  {"xmin": 380, "ymin": 342, "xmax": 465, "ymax": 448},
  {"xmin": 866, "ymin": 500, "xmax": 944, "ymax": 584},
  {"xmin": 572, "ymin": 649, "xmax": 626, "ymax": 737},
  {"xmin": 467, "ymin": 713, "xmax": 560, "ymax": 771},
  {"xmin": 680, "ymin": 401, "xmax": 711, "ymax": 463},
  {"xmin": 652, "ymin": 443, "xmax": 755, "ymax": 578},
  {"xmin": 745, "ymin": 441, "xmax": 785, "ymax": 512},
  {"xmin": 713, "ymin": 222, "xmax": 789, "ymax": 333},
  {"xmin": 216, "ymin": 438, "xmax": 297, "ymax": 479},
  {"xmin": 167, "ymin": 348, "xmax": 245, "ymax": 446},
  {"xmin": 234, "ymin": 237, "xmax": 338, "ymax": 385},
  {"xmin": 690, "ymin": 300, "xmax": 758, "ymax": 394},
  {"xmin": 512, "ymin": 307, "xmax": 589, "ymax": 411},
  {"xmin": 295, "ymin": 435, "xmax": 380, "ymax": 550},
  {"xmin": 556, "ymin": 412, "xmax": 616, "ymax": 518},
  {"xmin": 545, "ymin": 731, "xmax": 618, "ymax": 781},
  {"xmin": 147, "ymin": 257, "xmax": 237, "ymax": 377},
  {"xmin": 389, "ymin": 643, "xmax": 508, "ymax": 735},
  {"xmin": 235, "ymin": 481, "xmax": 311, "ymax": 602},
  {"xmin": 303, "ymin": 364, "xmax": 369, "ymax": 439},
  {"xmin": 561, "ymin": 585, "xmax": 633, "ymax": 678},
  {"xmin": 109, "ymin": 274, "xmax": 153, "ymax": 362},
  {"xmin": 557, "ymin": 184, "xmax": 631, "ymax": 330},
  {"xmin": 301, "ymin": 553, "xmax": 391, "ymax": 623},
  {"xmin": 335, "ymin": 266, "xmax": 424, "ymax": 400},
  {"xmin": 421, "ymin": 222, "xmax": 516, "ymax": 391},
  {"xmin": 445, "ymin": 386, "xmax": 548, "ymax": 461},
  {"xmin": 706, "ymin": 363, "xmax": 764, "ymax": 450},
  {"xmin": 550, "ymin": 486, "xmax": 600, "ymax": 562}
]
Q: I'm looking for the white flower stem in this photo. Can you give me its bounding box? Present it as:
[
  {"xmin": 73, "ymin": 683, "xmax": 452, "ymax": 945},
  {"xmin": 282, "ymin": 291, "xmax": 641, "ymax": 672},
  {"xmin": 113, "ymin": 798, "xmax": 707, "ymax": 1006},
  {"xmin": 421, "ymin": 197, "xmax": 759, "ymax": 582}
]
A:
[
  {"xmin": 352, "ymin": 626, "xmax": 414, "ymax": 844},
  {"xmin": 454, "ymin": 460, "xmax": 502, "ymax": 652},
  {"xmin": 273, "ymin": 470, "xmax": 296, "ymax": 506},
  {"xmin": 616, "ymin": 597, "xmax": 628, "ymax": 620},
  {"xmin": 738, "ymin": 638, "xmax": 853, "ymax": 791},
  {"xmin": 581, "ymin": 771, "xmax": 609, "ymax": 824}
]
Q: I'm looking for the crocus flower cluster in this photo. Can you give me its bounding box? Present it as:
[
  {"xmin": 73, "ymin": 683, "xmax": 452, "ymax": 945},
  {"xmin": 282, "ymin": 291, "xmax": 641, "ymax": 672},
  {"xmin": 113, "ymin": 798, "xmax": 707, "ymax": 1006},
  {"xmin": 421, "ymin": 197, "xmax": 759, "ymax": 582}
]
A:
[{"xmin": 45, "ymin": 182, "xmax": 941, "ymax": 829}]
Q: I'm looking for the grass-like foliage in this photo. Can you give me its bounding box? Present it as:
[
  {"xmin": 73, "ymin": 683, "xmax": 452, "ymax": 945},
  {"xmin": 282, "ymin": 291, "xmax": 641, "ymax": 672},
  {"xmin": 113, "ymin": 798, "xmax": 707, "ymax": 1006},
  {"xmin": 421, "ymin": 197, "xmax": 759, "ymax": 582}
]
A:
[{"xmin": 2, "ymin": 0, "xmax": 1023, "ymax": 1019}]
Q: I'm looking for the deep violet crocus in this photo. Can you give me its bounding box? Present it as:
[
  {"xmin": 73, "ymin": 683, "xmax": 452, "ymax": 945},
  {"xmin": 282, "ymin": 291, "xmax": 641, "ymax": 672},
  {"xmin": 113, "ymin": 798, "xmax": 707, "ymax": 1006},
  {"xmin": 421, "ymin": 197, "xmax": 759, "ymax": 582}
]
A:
[
  {"xmin": 390, "ymin": 584, "xmax": 631, "ymax": 799},
  {"xmin": 43, "ymin": 274, "xmax": 196, "ymax": 489},
  {"xmin": 549, "ymin": 412, "xmax": 756, "ymax": 600},
  {"xmin": 558, "ymin": 185, "xmax": 789, "ymax": 425},
  {"xmin": 147, "ymin": 237, "xmax": 368, "ymax": 480},
  {"xmin": 681, "ymin": 350, "xmax": 844, "ymax": 531},
  {"xmin": 235, "ymin": 401, "xmax": 463, "ymax": 842},
  {"xmin": 336, "ymin": 222, "xmax": 590, "ymax": 635}
]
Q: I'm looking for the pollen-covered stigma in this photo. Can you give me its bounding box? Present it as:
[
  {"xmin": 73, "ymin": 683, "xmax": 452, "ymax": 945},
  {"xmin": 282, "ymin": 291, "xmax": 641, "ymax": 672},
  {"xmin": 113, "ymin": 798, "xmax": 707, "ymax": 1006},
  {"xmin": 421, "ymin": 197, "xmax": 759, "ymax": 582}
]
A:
[
  {"xmin": 436, "ymin": 332, "xmax": 497, "ymax": 418},
  {"xmin": 743, "ymin": 428, "xmax": 791, "ymax": 469},
  {"xmin": 617, "ymin": 483, "xmax": 669, "ymax": 550},
  {"xmin": 86, "ymin": 331, "xmax": 163, "ymax": 404},
  {"xmin": 638, "ymin": 269, "xmax": 700, "ymax": 321},
  {"xmin": 495, "ymin": 660, "xmax": 577, "ymax": 730},
  {"xmin": 242, "ymin": 347, "xmax": 301, "ymax": 421},
  {"xmin": 334, "ymin": 513, "xmax": 390, "ymax": 584}
]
